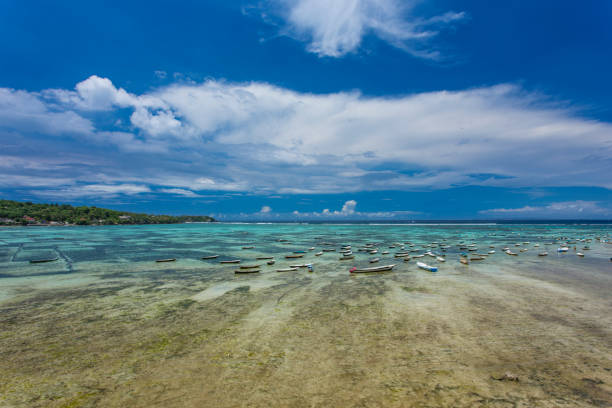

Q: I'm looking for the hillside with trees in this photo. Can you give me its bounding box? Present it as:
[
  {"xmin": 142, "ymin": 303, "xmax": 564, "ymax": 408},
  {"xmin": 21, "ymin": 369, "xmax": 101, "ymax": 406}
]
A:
[{"xmin": 0, "ymin": 200, "xmax": 215, "ymax": 225}]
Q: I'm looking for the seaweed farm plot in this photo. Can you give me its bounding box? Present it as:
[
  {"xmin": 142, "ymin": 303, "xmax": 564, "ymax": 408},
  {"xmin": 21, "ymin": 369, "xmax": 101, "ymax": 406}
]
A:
[{"xmin": 0, "ymin": 223, "xmax": 611, "ymax": 407}]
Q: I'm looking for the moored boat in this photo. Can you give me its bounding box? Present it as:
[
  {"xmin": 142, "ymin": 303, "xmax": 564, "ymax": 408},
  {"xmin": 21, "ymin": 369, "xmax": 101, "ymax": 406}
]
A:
[
  {"xmin": 417, "ymin": 261, "xmax": 437, "ymax": 272},
  {"xmin": 277, "ymin": 267, "xmax": 298, "ymax": 272},
  {"xmin": 234, "ymin": 269, "xmax": 259, "ymax": 274},
  {"xmin": 156, "ymin": 258, "xmax": 176, "ymax": 263},
  {"xmin": 239, "ymin": 264, "xmax": 261, "ymax": 269},
  {"xmin": 220, "ymin": 259, "xmax": 241, "ymax": 264},
  {"xmin": 201, "ymin": 255, "xmax": 219, "ymax": 260},
  {"xmin": 350, "ymin": 264, "xmax": 396, "ymax": 273},
  {"xmin": 29, "ymin": 257, "xmax": 59, "ymax": 264}
]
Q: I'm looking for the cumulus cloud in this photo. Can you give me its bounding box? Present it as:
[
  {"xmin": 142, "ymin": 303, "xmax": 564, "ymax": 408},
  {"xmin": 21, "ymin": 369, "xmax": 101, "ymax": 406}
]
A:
[
  {"xmin": 0, "ymin": 88, "xmax": 93, "ymax": 135},
  {"xmin": 291, "ymin": 200, "xmax": 419, "ymax": 219},
  {"xmin": 259, "ymin": 0, "xmax": 465, "ymax": 58},
  {"xmin": 260, "ymin": 205, "xmax": 272, "ymax": 213},
  {"xmin": 1, "ymin": 75, "xmax": 612, "ymax": 201}
]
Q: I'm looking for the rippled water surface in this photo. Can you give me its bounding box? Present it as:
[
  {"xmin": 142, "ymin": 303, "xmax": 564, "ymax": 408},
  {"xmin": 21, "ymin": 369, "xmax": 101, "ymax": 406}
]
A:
[{"xmin": 1, "ymin": 223, "xmax": 611, "ymax": 407}]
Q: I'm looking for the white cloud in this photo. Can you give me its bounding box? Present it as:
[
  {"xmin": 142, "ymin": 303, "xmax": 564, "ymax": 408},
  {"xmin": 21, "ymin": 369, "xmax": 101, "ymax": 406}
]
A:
[
  {"xmin": 0, "ymin": 88, "xmax": 93, "ymax": 135},
  {"xmin": 32, "ymin": 184, "xmax": 151, "ymax": 199},
  {"xmin": 288, "ymin": 200, "xmax": 419, "ymax": 219},
  {"xmin": 262, "ymin": 0, "xmax": 465, "ymax": 58},
  {"xmin": 158, "ymin": 188, "xmax": 202, "ymax": 197},
  {"xmin": 260, "ymin": 205, "xmax": 272, "ymax": 213},
  {"xmin": 341, "ymin": 199, "xmax": 357, "ymax": 214},
  {"xmin": 2, "ymin": 76, "xmax": 612, "ymax": 199},
  {"xmin": 480, "ymin": 201, "xmax": 611, "ymax": 217}
]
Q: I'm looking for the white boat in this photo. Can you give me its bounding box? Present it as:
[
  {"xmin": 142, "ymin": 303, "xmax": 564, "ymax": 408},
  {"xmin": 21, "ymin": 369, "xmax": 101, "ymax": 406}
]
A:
[
  {"xmin": 382, "ymin": 251, "xmax": 389, "ymax": 255},
  {"xmin": 538, "ymin": 252, "xmax": 548, "ymax": 256},
  {"xmin": 577, "ymin": 252, "xmax": 584, "ymax": 257},
  {"xmin": 557, "ymin": 247, "xmax": 569, "ymax": 252},
  {"xmin": 436, "ymin": 256, "xmax": 445, "ymax": 262},
  {"xmin": 350, "ymin": 264, "xmax": 396, "ymax": 273},
  {"xmin": 369, "ymin": 258, "xmax": 380, "ymax": 263},
  {"xmin": 277, "ymin": 268, "xmax": 298, "ymax": 272},
  {"xmin": 488, "ymin": 250, "xmax": 495, "ymax": 254},
  {"xmin": 315, "ymin": 251, "xmax": 323, "ymax": 256},
  {"xmin": 417, "ymin": 261, "xmax": 437, "ymax": 272}
]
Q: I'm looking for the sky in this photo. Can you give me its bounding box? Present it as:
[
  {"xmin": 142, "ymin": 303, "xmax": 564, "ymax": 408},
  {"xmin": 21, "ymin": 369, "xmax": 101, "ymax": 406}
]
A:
[{"xmin": 0, "ymin": 0, "xmax": 611, "ymax": 220}]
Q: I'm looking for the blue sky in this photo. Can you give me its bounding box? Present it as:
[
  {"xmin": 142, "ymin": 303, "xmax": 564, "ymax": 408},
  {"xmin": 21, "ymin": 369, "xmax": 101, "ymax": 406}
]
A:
[{"xmin": 1, "ymin": 0, "xmax": 611, "ymax": 220}]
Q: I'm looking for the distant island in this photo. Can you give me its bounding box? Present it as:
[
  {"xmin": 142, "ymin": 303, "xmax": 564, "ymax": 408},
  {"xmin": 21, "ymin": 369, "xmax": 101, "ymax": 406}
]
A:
[{"xmin": 0, "ymin": 200, "xmax": 215, "ymax": 226}]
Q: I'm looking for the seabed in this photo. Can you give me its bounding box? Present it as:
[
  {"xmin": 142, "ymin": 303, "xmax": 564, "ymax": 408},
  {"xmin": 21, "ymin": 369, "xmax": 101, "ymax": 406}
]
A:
[{"xmin": 0, "ymin": 223, "xmax": 610, "ymax": 407}]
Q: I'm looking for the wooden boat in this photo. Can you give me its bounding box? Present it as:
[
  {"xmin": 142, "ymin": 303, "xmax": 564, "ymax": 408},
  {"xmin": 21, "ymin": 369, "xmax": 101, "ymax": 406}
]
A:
[
  {"xmin": 277, "ymin": 268, "xmax": 298, "ymax": 272},
  {"xmin": 289, "ymin": 264, "xmax": 311, "ymax": 268},
  {"xmin": 256, "ymin": 256, "xmax": 274, "ymax": 260},
  {"xmin": 470, "ymin": 256, "xmax": 485, "ymax": 261},
  {"xmin": 239, "ymin": 264, "xmax": 261, "ymax": 269},
  {"xmin": 267, "ymin": 260, "xmax": 275, "ymax": 265},
  {"xmin": 201, "ymin": 255, "xmax": 219, "ymax": 260},
  {"xmin": 394, "ymin": 253, "xmax": 410, "ymax": 258},
  {"xmin": 322, "ymin": 249, "xmax": 336, "ymax": 252},
  {"xmin": 339, "ymin": 255, "xmax": 354, "ymax": 260},
  {"xmin": 241, "ymin": 246, "xmax": 254, "ymax": 249},
  {"xmin": 350, "ymin": 264, "xmax": 395, "ymax": 273},
  {"xmin": 412, "ymin": 254, "xmax": 424, "ymax": 258},
  {"xmin": 29, "ymin": 257, "xmax": 59, "ymax": 264},
  {"xmin": 220, "ymin": 259, "xmax": 241, "ymax": 264},
  {"xmin": 460, "ymin": 258, "xmax": 469, "ymax": 265},
  {"xmin": 538, "ymin": 252, "xmax": 548, "ymax": 256},
  {"xmin": 369, "ymin": 250, "xmax": 378, "ymax": 254},
  {"xmin": 403, "ymin": 256, "xmax": 412, "ymax": 262},
  {"xmin": 369, "ymin": 258, "xmax": 380, "ymax": 263},
  {"xmin": 234, "ymin": 269, "xmax": 260, "ymax": 274},
  {"xmin": 417, "ymin": 261, "xmax": 437, "ymax": 272},
  {"xmin": 382, "ymin": 251, "xmax": 389, "ymax": 255},
  {"xmin": 156, "ymin": 258, "xmax": 176, "ymax": 263},
  {"xmin": 505, "ymin": 250, "xmax": 517, "ymax": 256},
  {"xmin": 285, "ymin": 254, "xmax": 304, "ymax": 259}
]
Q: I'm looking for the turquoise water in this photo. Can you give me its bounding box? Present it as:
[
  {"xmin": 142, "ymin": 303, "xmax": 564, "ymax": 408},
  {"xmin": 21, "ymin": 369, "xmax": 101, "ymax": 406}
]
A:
[{"xmin": 1, "ymin": 223, "xmax": 610, "ymax": 302}]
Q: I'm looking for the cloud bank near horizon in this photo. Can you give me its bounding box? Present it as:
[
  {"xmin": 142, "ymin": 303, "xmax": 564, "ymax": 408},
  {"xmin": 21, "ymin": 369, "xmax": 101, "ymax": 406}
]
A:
[{"xmin": 1, "ymin": 75, "xmax": 611, "ymax": 217}]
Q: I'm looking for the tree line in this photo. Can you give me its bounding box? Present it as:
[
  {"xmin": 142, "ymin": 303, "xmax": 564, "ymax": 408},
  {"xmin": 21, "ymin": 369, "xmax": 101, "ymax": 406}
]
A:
[{"xmin": 0, "ymin": 200, "xmax": 215, "ymax": 225}]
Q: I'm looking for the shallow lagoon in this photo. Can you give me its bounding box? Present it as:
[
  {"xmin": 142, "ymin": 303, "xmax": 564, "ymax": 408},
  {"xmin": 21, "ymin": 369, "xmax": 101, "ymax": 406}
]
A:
[{"xmin": 0, "ymin": 223, "xmax": 611, "ymax": 407}]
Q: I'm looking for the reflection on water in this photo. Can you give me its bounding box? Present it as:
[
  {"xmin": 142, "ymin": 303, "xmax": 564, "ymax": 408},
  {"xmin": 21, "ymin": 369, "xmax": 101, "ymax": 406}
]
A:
[{"xmin": 0, "ymin": 224, "xmax": 611, "ymax": 407}]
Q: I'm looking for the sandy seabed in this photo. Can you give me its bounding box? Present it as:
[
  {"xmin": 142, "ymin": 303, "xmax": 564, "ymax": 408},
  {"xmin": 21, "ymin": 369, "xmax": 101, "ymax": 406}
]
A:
[{"xmin": 1, "ymin": 256, "xmax": 611, "ymax": 408}]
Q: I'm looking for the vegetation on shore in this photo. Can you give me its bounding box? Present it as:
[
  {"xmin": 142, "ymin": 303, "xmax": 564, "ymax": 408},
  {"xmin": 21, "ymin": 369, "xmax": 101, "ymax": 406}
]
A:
[{"xmin": 0, "ymin": 200, "xmax": 215, "ymax": 225}]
